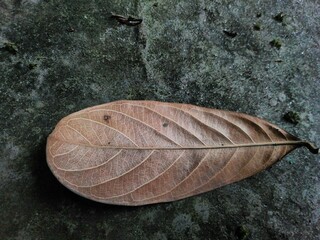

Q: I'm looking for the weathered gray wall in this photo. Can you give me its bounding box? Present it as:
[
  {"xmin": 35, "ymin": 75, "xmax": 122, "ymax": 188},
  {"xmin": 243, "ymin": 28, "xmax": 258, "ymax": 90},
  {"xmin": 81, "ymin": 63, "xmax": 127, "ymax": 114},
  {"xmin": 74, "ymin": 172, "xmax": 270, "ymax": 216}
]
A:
[{"xmin": 1, "ymin": 0, "xmax": 319, "ymax": 239}]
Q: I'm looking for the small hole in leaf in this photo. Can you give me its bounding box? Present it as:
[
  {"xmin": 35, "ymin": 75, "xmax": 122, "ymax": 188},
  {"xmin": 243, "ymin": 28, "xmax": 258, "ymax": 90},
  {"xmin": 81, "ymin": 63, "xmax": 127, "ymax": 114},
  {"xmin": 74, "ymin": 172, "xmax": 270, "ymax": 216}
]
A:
[
  {"xmin": 163, "ymin": 123, "xmax": 168, "ymax": 127},
  {"xmin": 104, "ymin": 115, "xmax": 111, "ymax": 122}
]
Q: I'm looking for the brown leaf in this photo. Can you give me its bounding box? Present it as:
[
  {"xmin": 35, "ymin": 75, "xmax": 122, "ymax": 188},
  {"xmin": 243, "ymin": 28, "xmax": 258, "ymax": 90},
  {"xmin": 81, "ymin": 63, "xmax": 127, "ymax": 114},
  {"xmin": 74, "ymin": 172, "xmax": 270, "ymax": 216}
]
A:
[{"xmin": 46, "ymin": 100, "xmax": 318, "ymax": 206}]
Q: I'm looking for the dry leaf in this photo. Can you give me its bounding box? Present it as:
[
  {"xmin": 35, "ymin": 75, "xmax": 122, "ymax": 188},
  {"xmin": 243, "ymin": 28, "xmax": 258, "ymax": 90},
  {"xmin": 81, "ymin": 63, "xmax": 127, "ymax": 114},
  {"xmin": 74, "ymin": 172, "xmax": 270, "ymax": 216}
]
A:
[{"xmin": 46, "ymin": 100, "xmax": 318, "ymax": 206}]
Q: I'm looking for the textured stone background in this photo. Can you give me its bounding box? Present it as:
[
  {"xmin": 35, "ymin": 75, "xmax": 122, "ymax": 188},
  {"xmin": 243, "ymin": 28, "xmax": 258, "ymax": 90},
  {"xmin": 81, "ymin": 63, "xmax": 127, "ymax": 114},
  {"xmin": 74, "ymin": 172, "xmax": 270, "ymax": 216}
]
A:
[{"xmin": 0, "ymin": 0, "xmax": 319, "ymax": 239}]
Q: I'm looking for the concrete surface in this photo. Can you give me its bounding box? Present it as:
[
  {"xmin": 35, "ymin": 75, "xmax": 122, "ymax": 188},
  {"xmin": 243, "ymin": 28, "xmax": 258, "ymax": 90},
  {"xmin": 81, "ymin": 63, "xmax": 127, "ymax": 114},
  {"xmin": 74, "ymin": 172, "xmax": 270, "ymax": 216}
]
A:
[{"xmin": 0, "ymin": 0, "xmax": 319, "ymax": 239}]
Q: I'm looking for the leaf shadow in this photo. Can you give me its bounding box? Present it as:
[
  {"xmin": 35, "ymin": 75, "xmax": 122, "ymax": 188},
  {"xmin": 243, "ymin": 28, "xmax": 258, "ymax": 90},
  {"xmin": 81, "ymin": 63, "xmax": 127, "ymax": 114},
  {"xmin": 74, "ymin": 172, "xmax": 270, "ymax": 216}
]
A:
[{"xmin": 30, "ymin": 138, "xmax": 130, "ymax": 213}]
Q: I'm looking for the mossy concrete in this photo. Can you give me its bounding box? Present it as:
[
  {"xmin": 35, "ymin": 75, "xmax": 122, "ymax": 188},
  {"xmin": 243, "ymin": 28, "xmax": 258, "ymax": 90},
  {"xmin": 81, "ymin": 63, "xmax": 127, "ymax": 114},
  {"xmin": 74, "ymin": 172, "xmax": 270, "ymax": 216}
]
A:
[{"xmin": 1, "ymin": 0, "xmax": 319, "ymax": 239}]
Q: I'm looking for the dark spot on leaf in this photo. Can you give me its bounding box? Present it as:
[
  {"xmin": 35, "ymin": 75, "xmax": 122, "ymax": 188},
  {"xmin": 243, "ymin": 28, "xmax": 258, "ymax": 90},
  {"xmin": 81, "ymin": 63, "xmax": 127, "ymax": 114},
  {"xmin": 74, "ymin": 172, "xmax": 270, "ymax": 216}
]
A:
[
  {"xmin": 104, "ymin": 115, "xmax": 111, "ymax": 122},
  {"xmin": 256, "ymin": 12, "xmax": 262, "ymax": 18},
  {"xmin": 163, "ymin": 123, "xmax": 168, "ymax": 127}
]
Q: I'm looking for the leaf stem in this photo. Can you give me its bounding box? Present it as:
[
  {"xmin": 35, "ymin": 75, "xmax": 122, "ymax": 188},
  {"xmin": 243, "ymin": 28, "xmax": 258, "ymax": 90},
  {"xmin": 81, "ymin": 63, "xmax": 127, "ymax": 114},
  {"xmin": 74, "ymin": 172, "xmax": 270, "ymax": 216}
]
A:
[{"xmin": 300, "ymin": 141, "xmax": 319, "ymax": 154}]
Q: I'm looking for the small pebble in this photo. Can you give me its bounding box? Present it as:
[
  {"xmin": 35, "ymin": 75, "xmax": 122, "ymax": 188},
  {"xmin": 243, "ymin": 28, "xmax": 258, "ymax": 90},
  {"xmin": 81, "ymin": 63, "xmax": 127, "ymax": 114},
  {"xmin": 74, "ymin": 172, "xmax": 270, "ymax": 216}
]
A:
[
  {"xmin": 278, "ymin": 92, "xmax": 286, "ymax": 102},
  {"xmin": 269, "ymin": 99, "xmax": 277, "ymax": 107}
]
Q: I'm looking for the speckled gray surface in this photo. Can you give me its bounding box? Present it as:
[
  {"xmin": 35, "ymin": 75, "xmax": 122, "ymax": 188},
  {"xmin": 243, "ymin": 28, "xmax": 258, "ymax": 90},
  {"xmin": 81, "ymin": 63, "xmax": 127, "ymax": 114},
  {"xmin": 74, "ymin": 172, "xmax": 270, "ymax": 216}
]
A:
[{"xmin": 0, "ymin": 0, "xmax": 319, "ymax": 239}]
